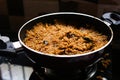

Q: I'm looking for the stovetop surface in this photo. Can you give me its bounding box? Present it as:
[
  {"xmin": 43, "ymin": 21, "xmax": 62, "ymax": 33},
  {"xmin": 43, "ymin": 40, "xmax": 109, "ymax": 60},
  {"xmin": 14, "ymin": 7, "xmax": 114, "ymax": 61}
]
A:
[{"xmin": 0, "ymin": 32, "xmax": 113, "ymax": 80}]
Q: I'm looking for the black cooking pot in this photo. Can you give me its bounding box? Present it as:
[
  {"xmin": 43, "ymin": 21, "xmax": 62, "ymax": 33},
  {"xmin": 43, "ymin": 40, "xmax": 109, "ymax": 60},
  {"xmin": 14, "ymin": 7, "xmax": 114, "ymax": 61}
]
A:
[{"xmin": 0, "ymin": 12, "xmax": 113, "ymax": 70}]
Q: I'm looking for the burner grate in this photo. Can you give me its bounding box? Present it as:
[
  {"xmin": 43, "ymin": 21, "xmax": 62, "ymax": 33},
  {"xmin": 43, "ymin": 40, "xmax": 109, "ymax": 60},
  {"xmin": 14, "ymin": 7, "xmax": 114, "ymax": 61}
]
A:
[
  {"xmin": 30, "ymin": 64, "xmax": 97, "ymax": 80},
  {"xmin": 29, "ymin": 52, "xmax": 112, "ymax": 80}
]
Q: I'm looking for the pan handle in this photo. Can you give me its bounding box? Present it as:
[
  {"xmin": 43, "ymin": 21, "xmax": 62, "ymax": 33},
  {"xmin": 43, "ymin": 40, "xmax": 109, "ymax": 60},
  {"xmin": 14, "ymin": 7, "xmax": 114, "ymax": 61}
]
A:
[
  {"xmin": 12, "ymin": 41, "xmax": 23, "ymax": 51},
  {"xmin": 0, "ymin": 39, "xmax": 23, "ymax": 57},
  {"xmin": 101, "ymin": 12, "xmax": 120, "ymax": 26}
]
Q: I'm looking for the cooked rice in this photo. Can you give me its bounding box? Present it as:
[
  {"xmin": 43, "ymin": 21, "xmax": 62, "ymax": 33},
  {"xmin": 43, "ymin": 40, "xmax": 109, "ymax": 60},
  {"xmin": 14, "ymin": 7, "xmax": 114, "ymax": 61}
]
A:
[{"xmin": 23, "ymin": 23, "xmax": 108, "ymax": 55}]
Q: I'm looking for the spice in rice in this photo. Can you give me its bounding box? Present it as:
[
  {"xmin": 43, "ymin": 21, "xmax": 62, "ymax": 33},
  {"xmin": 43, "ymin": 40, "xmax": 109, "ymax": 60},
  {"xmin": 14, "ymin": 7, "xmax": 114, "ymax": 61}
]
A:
[{"xmin": 23, "ymin": 23, "xmax": 108, "ymax": 55}]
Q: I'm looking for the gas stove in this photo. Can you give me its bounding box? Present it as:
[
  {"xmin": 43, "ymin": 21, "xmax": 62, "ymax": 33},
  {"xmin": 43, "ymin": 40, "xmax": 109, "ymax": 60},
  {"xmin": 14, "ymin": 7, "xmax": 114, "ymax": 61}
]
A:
[{"xmin": 0, "ymin": 31, "xmax": 112, "ymax": 80}]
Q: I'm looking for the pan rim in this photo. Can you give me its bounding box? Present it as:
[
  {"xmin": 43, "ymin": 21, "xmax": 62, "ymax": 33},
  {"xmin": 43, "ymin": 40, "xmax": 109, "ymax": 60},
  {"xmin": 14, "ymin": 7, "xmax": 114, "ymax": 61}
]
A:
[{"xmin": 18, "ymin": 12, "xmax": 113, "ymax": 58}]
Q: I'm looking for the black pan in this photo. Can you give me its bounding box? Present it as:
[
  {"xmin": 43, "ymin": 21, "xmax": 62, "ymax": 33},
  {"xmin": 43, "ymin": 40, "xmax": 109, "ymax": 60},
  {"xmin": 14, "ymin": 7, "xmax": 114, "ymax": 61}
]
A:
[{"xmin": 0, "ymin": 12, "xmax": 113, "ymax": 70}]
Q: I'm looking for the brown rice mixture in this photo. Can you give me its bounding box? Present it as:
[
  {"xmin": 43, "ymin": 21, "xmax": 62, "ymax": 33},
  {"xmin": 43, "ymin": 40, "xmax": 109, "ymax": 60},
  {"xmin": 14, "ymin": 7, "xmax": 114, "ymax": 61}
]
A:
[{"xmin": 23, "ymin": 23, "xmax": 108, "ymax": 55}]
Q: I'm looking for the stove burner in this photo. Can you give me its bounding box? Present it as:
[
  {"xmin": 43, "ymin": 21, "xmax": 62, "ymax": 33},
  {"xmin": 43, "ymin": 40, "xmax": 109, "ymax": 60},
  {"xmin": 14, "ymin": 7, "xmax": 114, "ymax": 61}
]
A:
[{"xmin": 29, "ymin": 64, "xmax": 97, "ymax": 80}]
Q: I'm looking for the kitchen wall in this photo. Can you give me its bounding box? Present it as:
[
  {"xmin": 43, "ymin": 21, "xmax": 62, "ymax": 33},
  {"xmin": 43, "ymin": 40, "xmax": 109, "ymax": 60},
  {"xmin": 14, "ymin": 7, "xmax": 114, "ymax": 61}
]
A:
[{"xmin": 0, "ymin": 0, "xmax": 120, "ymax": 32}]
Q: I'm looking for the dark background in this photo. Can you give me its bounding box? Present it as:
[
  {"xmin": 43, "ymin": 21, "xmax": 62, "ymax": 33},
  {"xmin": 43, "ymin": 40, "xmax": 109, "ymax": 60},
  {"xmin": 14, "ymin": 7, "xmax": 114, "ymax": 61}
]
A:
[{"xmin": 0, "ymin": 0, "xmax": 120, "ymax": 33}]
